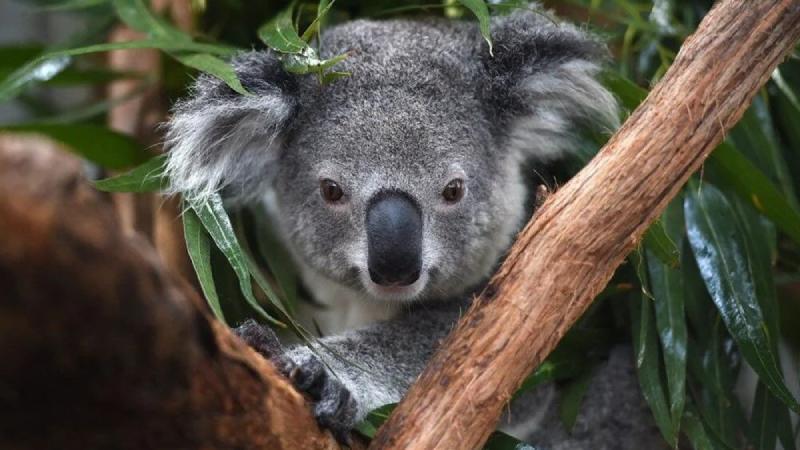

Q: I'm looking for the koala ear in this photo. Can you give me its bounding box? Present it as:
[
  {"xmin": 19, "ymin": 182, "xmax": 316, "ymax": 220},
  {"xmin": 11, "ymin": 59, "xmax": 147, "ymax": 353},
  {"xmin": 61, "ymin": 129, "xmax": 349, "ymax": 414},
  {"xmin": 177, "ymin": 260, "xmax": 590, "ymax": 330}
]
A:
[
  {"xmin": 164, "ymin": 51, "xmax": 298, "ymax": 202},
  {"xmin": 483, "ymin": 9, "xmax": 619, "ymax": 161}
]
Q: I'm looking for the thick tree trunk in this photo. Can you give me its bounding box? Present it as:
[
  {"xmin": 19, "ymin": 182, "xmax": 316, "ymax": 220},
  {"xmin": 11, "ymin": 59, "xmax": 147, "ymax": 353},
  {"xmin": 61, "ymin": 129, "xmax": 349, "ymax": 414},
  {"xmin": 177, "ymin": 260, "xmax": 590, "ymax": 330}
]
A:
[
  {"xmin": 369, "ymin": 1, "xmax": 800, "ymax": 449},
  {"xmin": 0, "ymin": 134, "xmax": 351, "ymax": 450}
]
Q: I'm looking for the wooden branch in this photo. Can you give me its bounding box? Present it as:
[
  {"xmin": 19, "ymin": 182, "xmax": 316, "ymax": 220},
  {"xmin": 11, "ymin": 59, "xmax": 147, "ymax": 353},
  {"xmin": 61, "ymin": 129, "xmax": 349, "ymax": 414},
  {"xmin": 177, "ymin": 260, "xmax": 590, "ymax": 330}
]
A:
[
  {"xmin": 0, "ymin": 134, "xmax": 354, "ymax": 450},
  {"xmin": 369, "ymin": 1, "xmax": 800, "ymax": 449}
]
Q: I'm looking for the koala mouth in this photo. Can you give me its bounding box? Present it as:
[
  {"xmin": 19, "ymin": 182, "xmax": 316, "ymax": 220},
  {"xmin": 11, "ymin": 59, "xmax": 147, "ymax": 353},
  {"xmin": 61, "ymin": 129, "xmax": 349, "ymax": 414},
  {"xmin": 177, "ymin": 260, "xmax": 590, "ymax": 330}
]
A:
[{"xmin": 361, "ymin": 269, "xmax": 429, "ymax": 302}]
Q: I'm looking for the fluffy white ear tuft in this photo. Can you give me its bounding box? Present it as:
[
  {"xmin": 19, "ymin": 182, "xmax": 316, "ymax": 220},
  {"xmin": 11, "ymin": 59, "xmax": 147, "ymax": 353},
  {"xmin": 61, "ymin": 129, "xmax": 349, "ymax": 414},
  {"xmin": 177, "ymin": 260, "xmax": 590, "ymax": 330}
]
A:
[
  {"xmin": 163, "ymin": 51, "xmax": 297, "ymax": 203},
  {"xmin": 484, "ymin": 9, "xmax": 620, "ymax": 161}
]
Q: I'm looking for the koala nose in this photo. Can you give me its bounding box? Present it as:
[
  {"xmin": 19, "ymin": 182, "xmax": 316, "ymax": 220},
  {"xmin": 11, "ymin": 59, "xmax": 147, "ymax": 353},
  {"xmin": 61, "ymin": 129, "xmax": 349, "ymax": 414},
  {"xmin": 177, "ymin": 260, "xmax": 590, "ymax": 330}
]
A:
[{"xmin": 366, "ymin": 191, "xmax": 423, "ymax": 287}]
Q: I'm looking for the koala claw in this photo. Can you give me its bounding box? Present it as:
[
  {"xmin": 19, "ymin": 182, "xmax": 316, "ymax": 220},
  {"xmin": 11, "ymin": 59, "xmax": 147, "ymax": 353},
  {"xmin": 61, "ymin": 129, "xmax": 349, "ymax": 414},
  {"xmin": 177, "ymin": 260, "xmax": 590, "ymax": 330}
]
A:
[
  {"xmin": 233, "ymin": 319, "xmax": 292, "ymax": 372},
  {"xmin": 289, "ymin": 353, "xmax": 358, "ymax": 445},
  {"xmin": 234, "ymin": 321, "xmax": 357, "ymax": 445}
]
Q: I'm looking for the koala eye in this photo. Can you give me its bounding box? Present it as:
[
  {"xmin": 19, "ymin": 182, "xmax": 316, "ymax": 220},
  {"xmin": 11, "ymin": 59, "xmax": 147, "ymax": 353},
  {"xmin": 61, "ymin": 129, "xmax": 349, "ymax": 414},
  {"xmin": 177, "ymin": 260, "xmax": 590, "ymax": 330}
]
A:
[
  {"xmin": 442, "ymin": 178, "xmax": 465, "ymax": 203},
  {"xmin": 320, "ymin": 178, "xmax": 344, "ymax": 203}
]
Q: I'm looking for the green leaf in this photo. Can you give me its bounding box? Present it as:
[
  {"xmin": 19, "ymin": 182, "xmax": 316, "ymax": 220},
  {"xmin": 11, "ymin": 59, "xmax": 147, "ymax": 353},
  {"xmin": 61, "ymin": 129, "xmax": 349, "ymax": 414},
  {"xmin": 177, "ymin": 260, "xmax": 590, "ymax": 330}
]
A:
[
  {"xmin": 301, "ymin": 0, "xmax": 335, "ymax": 42},
  {"xmin": 0, "ymin": 40, "xmax": 235, "ymax": 102},
  {"xmin": 681, "ymin": 407, "xmax": 718, "ymax": 450},
  {"xmin": 482, "ymin": 431, "xmax": 536, "ymax": 450},
  {"xmin": 646, "ymin": 200, "xmax": 687, "ymax": 430},
  {"xmin": 31, "ymin": 0, "xmax": 110, "ymax": 10},
  {"xmin": 727, "ymin": 97, "xmax": 799, "ymax": 209},
  {"xmin": 631, "ymin": 289, "xmax": 677, "ymax": 446},
  {"xmin": 253, "ymin": 211, "xmax": 298, "ymax": 315},
  {"xmin": 174, "ymin": 53, "xmax": 249, "ymax": 96},
  {"xmin": 458, "ymin": 0, "xmax": 493, "ymax": 55},
  {"xmin": 183, "ymin": 208, "xmax": 226, "ymax": 325},
  {"xmin": 748, "ymin": 382, "xmax": 779, "ymax": 450},
  {"xmin": 684, "ymin": 181, "xmax": 798, "ymax": 413},
  {"xmin": 93, "ymin": 154, "xmax": 167, "ymax": 192},
  {"xmin": 643, "ymin": 218, "xmax": 680, "ymax": 268},
  {"xmin": 707, "ymin": 141, "xmax": 800, "ymax": 246},
  {"xmin": 258, "ymin": 3, "xmax": 308, "ymax": 54},
  {"xmin": 189, "ymin": 194, "xmax": 284, "ymax": 327},
  {"xmin": 1, "ymin": 123, "xmax": 150, "ymax": 169},
  {"xmin": 558, "ymin": 370, "xmax": 593, "ymax": 432},
  {"xmin": 603, "ymin": 71, "xmax": 647, "ymax": 111},
  {"xmin": 112, "ymin": 0, "xmax": 189, "ymax": 41},
  {"xmin": 355, "ymin": 403, "xmax": 396, "ymax": 439}
]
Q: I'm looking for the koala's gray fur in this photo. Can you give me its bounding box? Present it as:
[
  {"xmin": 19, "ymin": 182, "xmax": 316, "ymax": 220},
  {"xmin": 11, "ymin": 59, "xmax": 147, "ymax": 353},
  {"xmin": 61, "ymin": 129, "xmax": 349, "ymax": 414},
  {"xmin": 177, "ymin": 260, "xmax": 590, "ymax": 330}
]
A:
[{"xmin": 166, "ymin": 4, "xmax": 660, "ymax": 447}]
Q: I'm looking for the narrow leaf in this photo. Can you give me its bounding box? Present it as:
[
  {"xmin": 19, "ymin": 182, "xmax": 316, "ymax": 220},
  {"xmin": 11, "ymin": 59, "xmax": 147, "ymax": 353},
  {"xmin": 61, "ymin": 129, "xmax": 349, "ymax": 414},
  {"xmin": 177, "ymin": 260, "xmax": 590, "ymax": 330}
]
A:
[
  {"xmin": 483, "ymin": 431, "xmax": 537, "ymax": 450},
  {"xmin": 558, "ymin": 370, "xmax": 593, "ymax": 432},
  {"xmin": 643, "ymin": 218, "xmax": 681, "ymax": 268},
  {"xmin": 631, "ymin": 290, "xmax": 677, "ymax": 446},
  {"xmin": 190, "ymin": 195, "xmax": 284, "ymax": 327},
  {"xmin": 707, "ymin": 141, "xmax": 800, "ymax": 246},
  {"xmin": 646, "ymin": 201, "xmax": 687, "ymax": 430},
  {"xmin": 1, "ymin": 123, "xmax": 150, "ymax": 169},
  {"xmin": 183, "ymin": 208, "xmax": 226, "ymax": 324},
  {"xmin": 458, "ymin": 0, "xmax": 493, "ymax": 55},
  {"xmin": 0, "ymin": 40, "xmax": 235, "ymax": 101},
  {"xmin": 301, "ymin": 0, "xmax": 335, "ymax": 42},
  {"xmin": 112, "ymin": 0, "xmax": 189, "ymax": 41},
  {"xmin": 681, "ymin": 407, "xmax": 718, "ymax": 450},
  {"xmin": 93, "ymin": 154, "xmax": 167, "ymax": 192},
  {"xmin": 174, "ymin": 53, "xmax": 249, "ymax": 96},
  {"xmin": 684, "ymin": 181, "xmax": 798, "ymax": 412},
  {"xmin": 258, "ymin": 4, "xmax": 308, "ymax": 54}
]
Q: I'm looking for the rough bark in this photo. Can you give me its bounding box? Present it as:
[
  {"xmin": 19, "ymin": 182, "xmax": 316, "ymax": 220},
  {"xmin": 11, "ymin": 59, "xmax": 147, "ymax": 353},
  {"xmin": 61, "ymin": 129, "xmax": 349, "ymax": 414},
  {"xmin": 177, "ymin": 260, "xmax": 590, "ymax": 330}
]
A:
[
  {"xmin": 0, "ymin": 134, "xmax": 351, "ymax": 450},
  {"xmin": 369, "ymin": 1, "xmax": 800, "ymax": 449}
]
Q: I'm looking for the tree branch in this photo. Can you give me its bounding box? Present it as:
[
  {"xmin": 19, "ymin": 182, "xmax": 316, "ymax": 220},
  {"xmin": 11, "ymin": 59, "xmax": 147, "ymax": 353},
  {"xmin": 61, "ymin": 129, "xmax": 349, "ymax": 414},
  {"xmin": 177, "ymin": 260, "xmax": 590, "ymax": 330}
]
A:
[
  {"xmin": 0, "ymin": 134, "xmax": 353, "ymax": 450},
  {"xmin": 369, "ymin": 1, "xmax": 800, "ymax": 448}
]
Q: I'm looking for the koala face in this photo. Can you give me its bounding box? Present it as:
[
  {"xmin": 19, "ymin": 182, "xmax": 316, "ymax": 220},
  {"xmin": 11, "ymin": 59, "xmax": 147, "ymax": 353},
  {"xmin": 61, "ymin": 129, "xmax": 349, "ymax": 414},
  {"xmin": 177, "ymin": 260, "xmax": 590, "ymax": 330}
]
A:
[
  {"xmin": 273, "ymin": 71, "xmax": 525, "ymax": 302},
  {"xmin": 165, "ymin": 12, "xmax": 618, "ymax": 304}
]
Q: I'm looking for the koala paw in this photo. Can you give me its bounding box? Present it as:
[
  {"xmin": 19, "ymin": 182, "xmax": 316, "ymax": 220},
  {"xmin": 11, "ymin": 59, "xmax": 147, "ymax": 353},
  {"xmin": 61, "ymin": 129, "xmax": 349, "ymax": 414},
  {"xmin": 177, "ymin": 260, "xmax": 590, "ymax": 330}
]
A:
[
  {"xmin": 233, "ymin": 320, "xmax": 357, "ymax": 445},
  {"xmin": 233, "ymin": 319, "xmax": 292, "ymax": 372},
  {"xmin": 289, "ymin": 352, "xmax": 358, "ymax": 446}
]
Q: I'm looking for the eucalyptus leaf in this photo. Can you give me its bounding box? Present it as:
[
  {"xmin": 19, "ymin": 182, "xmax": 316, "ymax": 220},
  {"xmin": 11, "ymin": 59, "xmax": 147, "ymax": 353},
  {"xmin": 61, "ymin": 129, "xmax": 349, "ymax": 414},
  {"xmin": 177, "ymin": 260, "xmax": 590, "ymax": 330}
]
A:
[
  {"xmin": 0, "ymin": 39, "xmax": 236, "ymax": 101},
  {"xmin": 1, "ymin": 123, "xmax": 150, "ymax": 169},
  {"xmin": 631, "ymin": 289, "xmax": 677, "ymax": 446},
  {"xmin": 258, "ymin": 3, "xmax": 308, "ymax": 54},
  {"xmin": 643, "ymin": 218, "xmax": 680, "ymax": 268},
  {"xmin": 684, "ymin": 181, "xmax": 798, "ymax": 413},
  {"xmin": 301, "ymin": 0, "xmax": 335, "ymax": 42},
  {"xmin": 458, "ymin": 0, "xmax": 493, "ymax": 55},
  {"xmin": 707, "ymin": 141, "xmax": 800, "ymax": 246},
  {"xmin": 189, "ymin": 194, "xmax": 284, "ymax": 327},
  {"xmin": 728, "ymin": 98, "xmax": 799, "ymax": 210},
  {"xmin": 93, "ymin": 154, "xmax": 167, "ymax": 192},
  {"xmin": 646, "ymin": 201, "xmax": 687, "ymax": 430},
  {"xmin": 112, "ymin": 0, "xmax": 189, "ymax": 41},
  {"xmin": 183, "ymin": 208, "xmax": 226, "ymax": 325},
  {"xmin": 175, "ymin": 53, "xmax": 249, "ymax": 96},
  {"xmin": 482, "ymin": 431, "xmax": 536, "ymax": 450},
  {"xmin": 681, "ymin": 407, "xmax": 718, "ymax": 450},
  {"xmin": 748, "ymin": 382, "xmax": 780, "ymax": 450},
  {"xmin": 558, "ymin": 370, "xmax": 593, "ymax": 432}
]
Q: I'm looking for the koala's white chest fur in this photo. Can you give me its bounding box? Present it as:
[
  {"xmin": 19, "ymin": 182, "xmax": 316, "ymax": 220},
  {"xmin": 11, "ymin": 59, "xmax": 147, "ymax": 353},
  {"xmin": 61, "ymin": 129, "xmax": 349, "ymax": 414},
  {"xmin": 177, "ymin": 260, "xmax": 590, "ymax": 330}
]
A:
[{"xmin": 296, "ymin": 263, "xmax": 401, "ymax": 335}]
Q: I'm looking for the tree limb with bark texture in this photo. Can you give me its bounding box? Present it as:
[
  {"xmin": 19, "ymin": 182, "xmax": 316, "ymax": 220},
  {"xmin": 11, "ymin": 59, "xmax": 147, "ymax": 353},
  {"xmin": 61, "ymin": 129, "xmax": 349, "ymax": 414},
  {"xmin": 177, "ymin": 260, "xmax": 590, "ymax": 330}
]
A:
[{"xmin": 0, "ymin": 134, "xmax": 356, "ymax": 450}]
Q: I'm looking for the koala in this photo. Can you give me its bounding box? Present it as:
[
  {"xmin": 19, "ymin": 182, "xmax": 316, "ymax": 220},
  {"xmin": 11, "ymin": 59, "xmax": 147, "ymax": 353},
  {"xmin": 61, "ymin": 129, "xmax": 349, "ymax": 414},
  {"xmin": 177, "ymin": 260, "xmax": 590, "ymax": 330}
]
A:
[{"xmin": 165, "ymin": 6, "xmax": 663, "ymax": 448}]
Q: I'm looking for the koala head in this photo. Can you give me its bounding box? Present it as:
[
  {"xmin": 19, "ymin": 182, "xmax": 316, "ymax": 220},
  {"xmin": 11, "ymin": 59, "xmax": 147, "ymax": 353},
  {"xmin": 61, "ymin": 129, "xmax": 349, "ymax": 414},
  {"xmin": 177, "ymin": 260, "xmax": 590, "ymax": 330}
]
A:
[{"xmin": 165, "ymin": 10, "xmax": 618, "ymax": 304}]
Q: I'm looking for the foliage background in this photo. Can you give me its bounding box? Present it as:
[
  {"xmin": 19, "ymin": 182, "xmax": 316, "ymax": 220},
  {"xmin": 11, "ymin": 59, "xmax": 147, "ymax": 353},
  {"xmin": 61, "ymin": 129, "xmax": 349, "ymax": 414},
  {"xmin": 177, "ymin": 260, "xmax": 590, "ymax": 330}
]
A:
[{"xmin": 1, "ymin": 0, "xmax": 800, "ymax": 448}]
